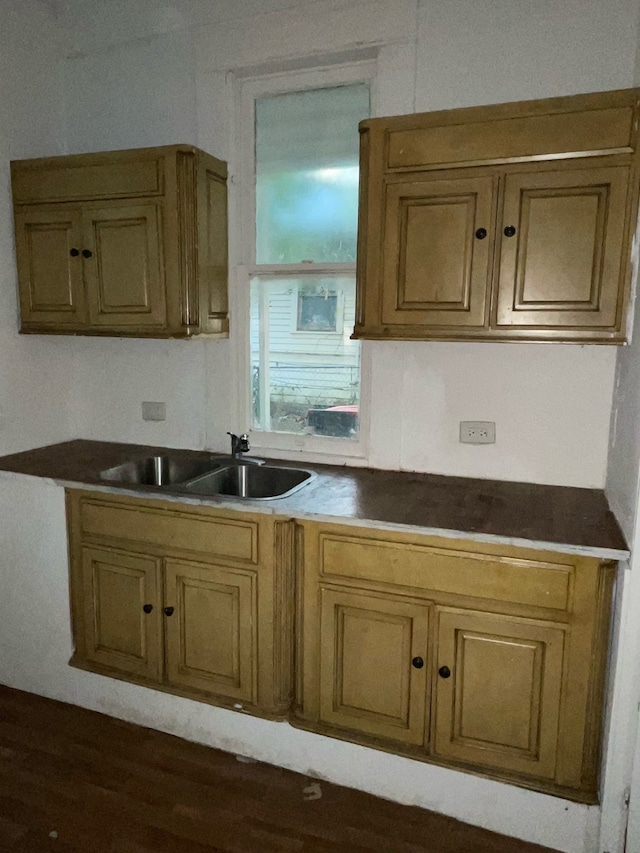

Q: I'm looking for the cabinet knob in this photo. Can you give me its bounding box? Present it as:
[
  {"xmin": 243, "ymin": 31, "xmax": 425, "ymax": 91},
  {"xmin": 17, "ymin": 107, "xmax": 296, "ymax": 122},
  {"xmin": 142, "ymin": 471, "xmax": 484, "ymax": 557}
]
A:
[
  {"xmin": 411, "ymin": 656, "xmax": 424, "ymax": 669},
  {"xmin": 438, "ymin": 665, "xmax": 451, "ymax": 679},
  {"xmin": 475, "ymin": 228, "xmax": 487, "ymax": 240},
  {"xmin": 503, "ymin": 225, "xmax": 516, "ymax": 237},
  {"xmin": 69, "ymin": 248, "xmax": 80, "ymax": 257},
  {"xmin": 82, "ymin": 249, "xmax": 93, "ymax": 258},
  {"xmin": 163, "ymin": 606, "xmax": 174, "ymax": 617},
  {"xmin": 142, "ymin": 603, "xmax": 153, "ymax": 614}
]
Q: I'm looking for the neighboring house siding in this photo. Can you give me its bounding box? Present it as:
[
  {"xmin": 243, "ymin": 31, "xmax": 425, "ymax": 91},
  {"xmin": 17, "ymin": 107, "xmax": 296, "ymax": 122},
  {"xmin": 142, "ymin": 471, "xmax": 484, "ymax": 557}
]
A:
[{"xmin": 250, "ymin": 282, "xmax": 359, "ymax": 409}]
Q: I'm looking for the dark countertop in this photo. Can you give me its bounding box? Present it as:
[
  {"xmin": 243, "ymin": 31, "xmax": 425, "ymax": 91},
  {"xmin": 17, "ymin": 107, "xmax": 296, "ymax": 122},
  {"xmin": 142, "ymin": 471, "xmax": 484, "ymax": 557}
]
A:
[{"xmin": 0, "ymin": 439, "xmax": 628, "ymax": 560}]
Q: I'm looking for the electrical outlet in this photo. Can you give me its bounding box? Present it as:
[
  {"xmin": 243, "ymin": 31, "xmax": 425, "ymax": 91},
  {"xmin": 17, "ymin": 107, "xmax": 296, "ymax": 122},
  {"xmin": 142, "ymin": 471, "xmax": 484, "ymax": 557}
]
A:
[
  {"xmin": 142, "ymin": 401, "xmax": 166, "ymax": 422},
  {"xmin": 460, "ymin": 421, "xmax": 496, "ymax": 444}
]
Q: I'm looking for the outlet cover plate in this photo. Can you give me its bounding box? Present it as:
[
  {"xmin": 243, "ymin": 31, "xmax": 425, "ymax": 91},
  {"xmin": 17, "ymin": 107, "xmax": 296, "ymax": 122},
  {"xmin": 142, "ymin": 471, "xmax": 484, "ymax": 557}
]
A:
[
  {"xmin": 142, "ymin": 401, "xmax": 166, "ymax": 422},
  {"xmin": 460, "ymin": 420, "xmax": 496, "ymax": 444}
]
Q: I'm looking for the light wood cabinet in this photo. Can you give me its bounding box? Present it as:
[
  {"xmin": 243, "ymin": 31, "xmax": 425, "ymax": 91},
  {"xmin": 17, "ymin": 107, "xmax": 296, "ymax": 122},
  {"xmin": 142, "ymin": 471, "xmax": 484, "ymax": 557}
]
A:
[
  {"xmin": 356, "ymin": 88, "xmax": 640, "ymax": 343},
  {"xmin": 65, "ymin": 488, "xmax": 616, "ymax": 801},
  {"xmin": 12, "ymin": 145, "xmax": 228, "ymax": 338},
  {"xmin": 80, "ymin": 545, "xmax": 163, "ymax": 681},
  {"xmin": 296, "ymin": 519, "xmax": 615, "ymax": 802},
  {"xmin": 164, "ymin": 557, "xmax": 256, "ymax": 702},
  {"xmin": 67, "ymin": 491, "xmax": 294, "ymax": 718},
  {"xmin": 433, "ymin": 608, "xmax": 564, "ymax": 780},
  {"xmin": 494, "ymin": 166, "xmax": 629, "ymax": 332},
  {"xmin": 381, "ymin": 175, "xmax": 496, "ymax": 329},
  {"xmin": 319, "ymin": 587, "xmax": 430, "ymax": 745}
]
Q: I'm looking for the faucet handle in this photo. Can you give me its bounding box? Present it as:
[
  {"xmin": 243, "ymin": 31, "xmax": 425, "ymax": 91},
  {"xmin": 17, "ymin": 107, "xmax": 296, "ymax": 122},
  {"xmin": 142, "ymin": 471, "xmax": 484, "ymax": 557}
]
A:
[{"xmin": 227, "ymin": 431, "xmax": 250, "ymax": 456}]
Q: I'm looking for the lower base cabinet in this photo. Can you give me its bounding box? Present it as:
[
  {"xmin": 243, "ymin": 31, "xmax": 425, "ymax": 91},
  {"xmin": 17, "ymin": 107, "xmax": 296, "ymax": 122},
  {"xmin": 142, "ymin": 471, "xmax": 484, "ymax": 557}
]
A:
[
  {"xmin": 296, "ymin": 520, "xmax": 615, "ymax": 803},
  {"xmin": 66, "ymin": 491, "xmax": 615, "ymax": 802},
  {"xmin": 67, "ymin": 490, "xmax": 295, "ymax": 718}
]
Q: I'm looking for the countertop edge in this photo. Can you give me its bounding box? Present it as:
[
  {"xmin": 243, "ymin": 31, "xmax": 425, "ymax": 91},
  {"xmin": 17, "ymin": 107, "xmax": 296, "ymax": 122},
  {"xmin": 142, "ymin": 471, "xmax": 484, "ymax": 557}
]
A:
[{"xmin": 0, "ymin": 469, "xmax": 629, "ymax": 563}]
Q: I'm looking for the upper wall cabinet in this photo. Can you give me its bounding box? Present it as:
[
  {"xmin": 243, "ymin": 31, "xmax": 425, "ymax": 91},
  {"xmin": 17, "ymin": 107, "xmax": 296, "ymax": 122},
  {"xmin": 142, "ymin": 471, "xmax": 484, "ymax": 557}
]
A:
[
  {"xmin": 11, "ymin": 145, "xmax": 228, "ymax": 338},
  {"xmin": 354, "ymin": 89, "xmax": 640, "ymax": 343}
]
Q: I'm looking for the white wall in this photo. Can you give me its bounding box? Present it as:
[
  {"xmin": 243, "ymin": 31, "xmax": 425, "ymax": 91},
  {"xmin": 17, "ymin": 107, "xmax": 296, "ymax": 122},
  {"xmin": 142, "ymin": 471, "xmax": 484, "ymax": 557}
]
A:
[
  {"xmin": 600, "ymin": 15, "xmax": 640, "ymax": 851},
  {"xmin": 0, "ymin": 2, "xmax": 79, "ymax": 455},
  {"xmin": 607, "ymin": 260, "xmax": 640, "ymax": 545},
  {"xmin": 52, "ymin": 0, "xmax": 635, "ymax": 487}
]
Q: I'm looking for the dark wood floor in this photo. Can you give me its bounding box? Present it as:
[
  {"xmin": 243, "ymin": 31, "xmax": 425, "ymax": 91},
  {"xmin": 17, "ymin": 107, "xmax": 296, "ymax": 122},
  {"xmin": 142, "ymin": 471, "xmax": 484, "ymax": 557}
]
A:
[{"xmin": 0, "ymin": 685, "xmax": 560, "ymax": 853}]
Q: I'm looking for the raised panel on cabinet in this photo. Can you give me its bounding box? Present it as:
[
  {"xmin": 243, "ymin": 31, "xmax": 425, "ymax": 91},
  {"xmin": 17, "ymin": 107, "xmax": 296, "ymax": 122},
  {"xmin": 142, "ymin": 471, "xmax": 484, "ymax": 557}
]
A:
[
  {"xmin": 385, "ymin": 105, "xmax": 636, "ymax": 171},
  {"xmin": 80, "ymin": 546, "xmax": 163, "ymax": 681},
  {"xmin": 381, "ymin": 176, "xmax": 495, "ymax": 329},
  {"xmin": 164, "ymin": 558, "xmax": 256, "ymax": 703},
  {"xmin": 318, "ymin": 532, "xmax": 574, "ymax": 610},
  {"xmin": 434, "ymin": 608, "xmax": 565, "ymax": 779},
  {"xmin": 14, "ymin": 208, "xmax": 86, "ymax": 328},
  {"xmin": 495, "ymin": 166, "xmax": 629, "ymax": 331},
  {"xmin": 11, "ymin": 155, "xmax": 164, "ymax": 204},
  {"xmin": 319, "ymin": 587, "xmax": 430, "ymax": 745},
  {"xmin": 79, "ymin": 498, "xmax": 258, "ymax": 563},
  {"xmin": 82, "ymin": 202, "xmax": 166, "ymax": 328}
]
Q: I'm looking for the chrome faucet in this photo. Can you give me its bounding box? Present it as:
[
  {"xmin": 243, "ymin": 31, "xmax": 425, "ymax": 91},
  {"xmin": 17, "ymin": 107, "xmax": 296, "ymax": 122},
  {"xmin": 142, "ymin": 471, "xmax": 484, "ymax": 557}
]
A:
[{"xmin": 227, "ymin": 432, "xmax": 250, "ymax": 458}]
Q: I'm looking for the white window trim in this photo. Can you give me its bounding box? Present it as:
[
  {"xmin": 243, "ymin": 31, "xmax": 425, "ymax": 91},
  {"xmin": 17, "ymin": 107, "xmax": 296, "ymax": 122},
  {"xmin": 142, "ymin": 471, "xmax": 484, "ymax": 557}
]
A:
[{"xmin": 231, "ymin": 59, "xmax": 376, "ymax": 464}]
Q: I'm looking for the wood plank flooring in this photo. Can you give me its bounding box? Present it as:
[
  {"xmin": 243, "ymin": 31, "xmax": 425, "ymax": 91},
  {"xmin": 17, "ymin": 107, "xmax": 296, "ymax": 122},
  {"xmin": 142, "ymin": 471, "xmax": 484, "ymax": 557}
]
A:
[{"xmin": 0, "ymin": 685, "xmax": 561, "ymax": 853}]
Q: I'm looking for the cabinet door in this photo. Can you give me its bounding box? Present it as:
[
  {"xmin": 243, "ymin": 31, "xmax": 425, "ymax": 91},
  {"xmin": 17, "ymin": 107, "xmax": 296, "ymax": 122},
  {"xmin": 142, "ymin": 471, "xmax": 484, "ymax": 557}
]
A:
[
  {"xmin": 495, "ymin": 166, "xmax": 629, "ymax": 332},
  {"xmin": 319, "ymin": 588, "xmax": 430, "ymax": 745},
  {"xmin": 380, "ymin": 176, "xmax": 495, "ymax": 329},
  {"xmin": 80, "ymin": 546, "xmax": 163, "ymax": 680},
  {"xmin": 434, "ymin": 608, "xmax": 565, "ymax": 779},
  {"xmin": 164, "ymin": 559, "xmax": 256, "ymax": 704},
  {"xmin": 82, "ymin": 201, "xmax": 167, "ymax": 329},
  {"xmin": 14, "ymin": 207, "xmax": 86, "ymax": 328}
]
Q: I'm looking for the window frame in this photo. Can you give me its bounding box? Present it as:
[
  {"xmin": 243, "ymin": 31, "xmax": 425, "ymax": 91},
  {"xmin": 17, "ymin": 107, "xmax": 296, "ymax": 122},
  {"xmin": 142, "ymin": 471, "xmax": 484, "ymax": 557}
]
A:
[{"xmin": 233, "ymin": 61, "xmax": 375, "ymax": 462}]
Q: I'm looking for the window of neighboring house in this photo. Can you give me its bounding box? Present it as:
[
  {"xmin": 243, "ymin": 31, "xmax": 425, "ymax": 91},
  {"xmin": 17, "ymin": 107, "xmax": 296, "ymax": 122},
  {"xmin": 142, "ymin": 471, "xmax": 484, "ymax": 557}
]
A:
[
  {"xmin": 240, "ymin": 67, "xmax": 371, "ymax": 448},
  {"xmin": 296, "ymin": 284, "xmax": 340, "ymax": 333}
]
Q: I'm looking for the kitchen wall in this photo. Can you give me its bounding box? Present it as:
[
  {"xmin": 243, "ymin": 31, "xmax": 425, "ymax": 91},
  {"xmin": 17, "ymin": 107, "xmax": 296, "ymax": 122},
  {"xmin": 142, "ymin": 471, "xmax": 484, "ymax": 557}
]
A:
[
  {"xmin": 3, "ymin": 2, "xmax": 640, "ymax": 852},
  {"xmin": 0, "ymin": 1, "xmax": 79, "ymax": 455},
  {"xmin": 52, "ymin": 0, "xmax": 637, "ymax": 488}
]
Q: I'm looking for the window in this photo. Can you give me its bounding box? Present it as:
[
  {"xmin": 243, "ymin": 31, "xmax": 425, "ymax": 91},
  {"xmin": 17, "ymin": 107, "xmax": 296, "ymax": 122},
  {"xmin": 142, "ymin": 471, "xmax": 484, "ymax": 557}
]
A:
[
  {"xmin": 296, "ymin": 285, "xmax": 339, "ymax": 333},
  {"xmin": 240, "ymin": 66, "xmax": 371, "ymax": 450}
]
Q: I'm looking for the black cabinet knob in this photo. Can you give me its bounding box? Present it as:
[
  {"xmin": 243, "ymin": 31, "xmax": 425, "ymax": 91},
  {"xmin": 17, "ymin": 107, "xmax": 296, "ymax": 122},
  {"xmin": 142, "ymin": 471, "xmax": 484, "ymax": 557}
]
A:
[
  {"xmin": 82, "ymin": 249, "xmax": 93, "ymax": 258},
  {"xmin": 503, "ymin": 225, "xmax": 516, "ymax": 237},
  {"xmin": 411, "ymin": 656, "xmax": 424, "ymax": 669},
  {"xmin": 475, "ymin": 228, "xmax": 487, "ymax": 240},
  {"xmin": 163, "ymin": 606, "xmax": 174, "ymax": 617},
  {"xmin": 438, "ymin": 665, "xmax": 451, "ymax": 679},
  {"xmin": 142, "ymin": 604, "xmax": 153, "ymax": 614},
  {"xmin": 69, "ymin": 248, "xmax": 80, "ymax": 257}
]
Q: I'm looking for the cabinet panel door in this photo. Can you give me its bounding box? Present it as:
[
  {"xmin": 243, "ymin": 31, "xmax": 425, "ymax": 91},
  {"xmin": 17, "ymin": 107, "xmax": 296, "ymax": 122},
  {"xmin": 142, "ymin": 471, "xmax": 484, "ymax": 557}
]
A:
[
  {"xmin": 164, "ymin": 559, "xmax": 256, "ymax": 704},
  {"xmin": 319, "ymin": 588, "xmax": 430, "ymax": 745},
  {"xmin": 495, "ymin": 166, "xmax": 629, "ymax": 331},
  {"xmin": 381, "ymin": 176, "xmax": 495, "ymax": 329},
  {"xmin": 82, "ymin": 201, "xmax": 166, "ymax": 328},
  {"xmin": 14, "ymin": 208, "xmax": 86, "ymax": 328},
  {"xmin": 81, "ymin": 546, "xmax": 162, "ymax": 680},
  {"xmin": 434, "ymin": 609, "xmax": 564, "ymax": 779}
]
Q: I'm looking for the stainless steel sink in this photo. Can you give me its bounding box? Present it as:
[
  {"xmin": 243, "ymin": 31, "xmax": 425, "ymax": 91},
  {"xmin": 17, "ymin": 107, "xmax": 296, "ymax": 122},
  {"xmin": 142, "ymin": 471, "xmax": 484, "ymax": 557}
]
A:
[
  {"xmin": 183, "ymin": 464, "xmax": 315, "ymax": 499},
  {"xmin": 99, "ymin": 455, "xmax": 222, "ymax": 486}
]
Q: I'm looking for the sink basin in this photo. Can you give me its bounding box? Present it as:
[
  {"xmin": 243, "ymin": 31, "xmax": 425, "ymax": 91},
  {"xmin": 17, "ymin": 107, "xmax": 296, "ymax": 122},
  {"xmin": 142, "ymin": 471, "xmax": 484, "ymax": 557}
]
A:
[
  {"xmin": 99, "ymin": 455, "xmax": 221, "ymax": 486},
  {"xmin": 183, "ymin": 464, "xmax": 315, "ymax": 499}
]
